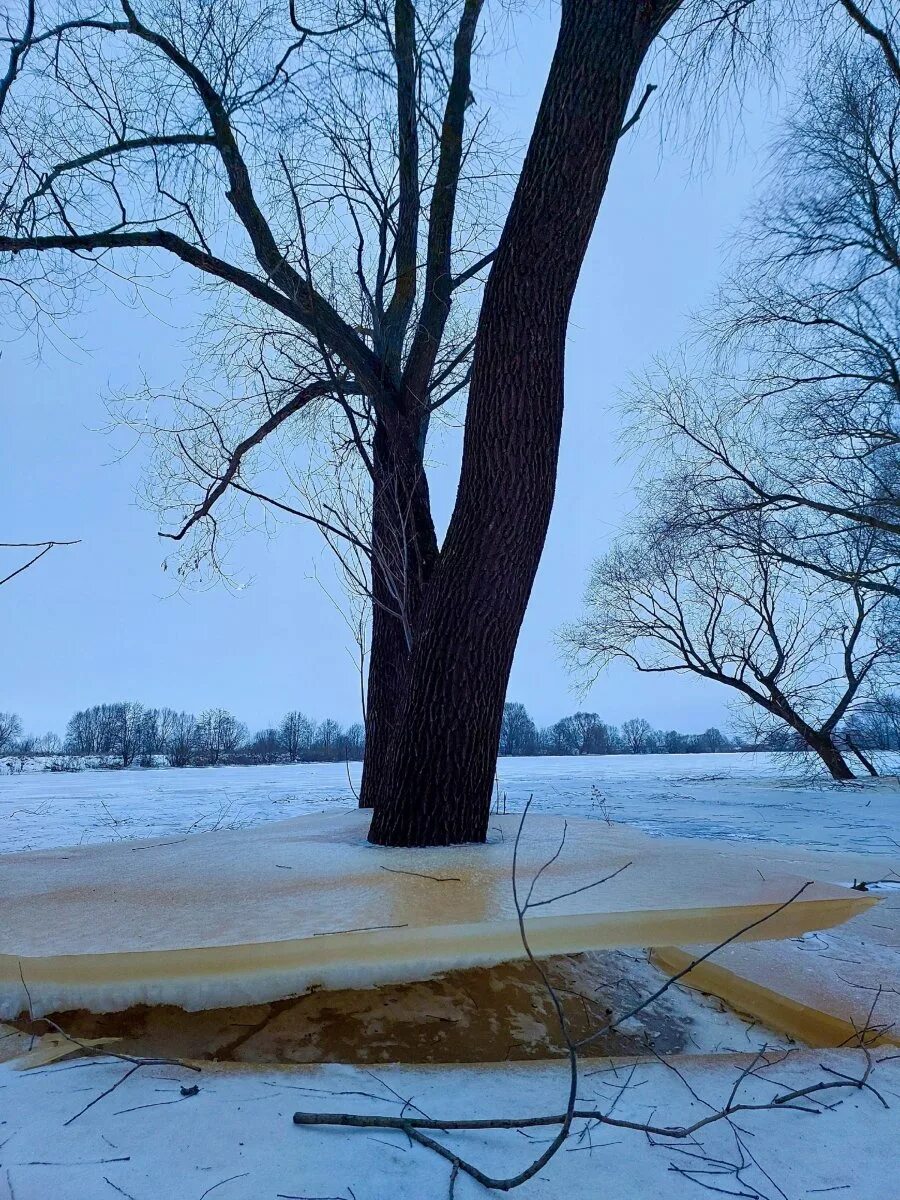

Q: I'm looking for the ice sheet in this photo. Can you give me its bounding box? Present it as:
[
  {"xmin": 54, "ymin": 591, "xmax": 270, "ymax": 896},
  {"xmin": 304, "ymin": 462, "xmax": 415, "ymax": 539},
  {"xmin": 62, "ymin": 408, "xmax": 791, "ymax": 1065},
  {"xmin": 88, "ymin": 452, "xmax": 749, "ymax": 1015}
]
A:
[
  {"xmin": 4, "ymin": 752, "xmax": 900, "ymax": 856},
  {"xmin": 0, "ymin": 810, "xmax": 874, "ymax": 1018},
  {"xmin": 652, "ymin": 848, "xmax": 900, "ymax": 1046}
]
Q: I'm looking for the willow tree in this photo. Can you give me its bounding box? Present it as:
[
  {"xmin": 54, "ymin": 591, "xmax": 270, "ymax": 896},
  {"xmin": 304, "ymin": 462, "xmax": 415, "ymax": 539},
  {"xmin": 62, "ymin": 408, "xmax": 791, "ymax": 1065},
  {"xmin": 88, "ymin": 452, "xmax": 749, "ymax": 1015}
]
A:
[
  {"xmin": 564, "ymin": 515, "xmax": 897, "ymax": 779},
  {"xmin": 1, "ymin": 0, "xmax": 871, "ymax": 844},
  {"xmin": 625, "ymin": 14, "xmax": 900, "ymax": 601}
]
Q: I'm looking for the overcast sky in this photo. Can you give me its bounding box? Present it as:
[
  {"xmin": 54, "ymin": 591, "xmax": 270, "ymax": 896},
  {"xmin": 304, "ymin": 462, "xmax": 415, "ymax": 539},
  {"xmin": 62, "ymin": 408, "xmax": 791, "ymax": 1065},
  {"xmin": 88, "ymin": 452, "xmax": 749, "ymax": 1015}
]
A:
[{"xmin": 2, "ymin": 9, "xmax": 782, "ymax": 739}]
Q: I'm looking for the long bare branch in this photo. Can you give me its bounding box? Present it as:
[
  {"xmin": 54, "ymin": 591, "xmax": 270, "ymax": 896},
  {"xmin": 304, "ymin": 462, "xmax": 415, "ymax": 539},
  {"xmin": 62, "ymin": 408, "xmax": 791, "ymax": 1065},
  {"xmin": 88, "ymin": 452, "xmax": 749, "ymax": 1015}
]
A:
[
  {"xmin": 0, "ymin": 539, "xmax": 79, "ymax": 587},
  {"xmin": 161, "ymin": 379, "xmax": 350, "ymax": 542},
  {"xmin": 402, "ymin": 0, "xmax": 483, "ymax": 409}
]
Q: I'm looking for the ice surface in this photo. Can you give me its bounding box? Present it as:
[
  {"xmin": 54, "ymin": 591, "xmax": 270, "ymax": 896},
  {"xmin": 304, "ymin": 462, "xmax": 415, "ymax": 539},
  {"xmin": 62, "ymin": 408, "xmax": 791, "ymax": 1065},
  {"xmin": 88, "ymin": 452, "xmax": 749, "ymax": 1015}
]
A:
[
  {"xmin": 0, "ymin": 810, "xmax": 874, "ymax": 1018},
  {"xmin": 3, "ymin": 752, "xmax": 900, "ymax": 856}
]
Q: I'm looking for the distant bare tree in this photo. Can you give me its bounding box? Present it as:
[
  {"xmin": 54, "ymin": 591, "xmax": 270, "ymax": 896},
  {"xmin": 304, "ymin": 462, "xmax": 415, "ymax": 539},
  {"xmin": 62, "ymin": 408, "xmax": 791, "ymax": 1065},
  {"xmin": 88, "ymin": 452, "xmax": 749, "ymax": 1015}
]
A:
[
  {"xmin": 499, "ymin": 702, "xmax": 538, "ymax": 757},
  {"xmin": 195, "ymin": 708, "xmax": 247, "ymax": 765},
  {"xmin": 312, "ymin": 718, "xmax": 342, "ymax": 760},
  {"xmin": 660, "ymin": 729, "xmax": 688, "ymax": 753},
  {"xmin": 164, "ymin": 710, "xmax": 197, "ymax": 768},
  {"xmin": 0, "ymin": 711, "xmax": 23, "ymax": 754},
  {"xmin": 65, "ymin": 704, "xmax": 112, "ymax": 755},
  {"xmin": 539, "ymin": 711, "xmax": 616, "ymax": 756},
  {"xmin": 110, "ymin": 701, "xmax": 144, "ymax": 767},
  {"xmin": 278, "ymin": 710, "xmax": 315, "ymax": 763},
  {"xmin": 245, "ymin": 727, "xmax": 281, "ymax": 764},
  {"xmin": 568, "ymin": 712, "xmax": 606, "ymax": 755},
  {"xmin": 620, "ymin": 717, "xmax": 655, "ymax": 754},
  {"xmin": 32, "ymin": 730, "xmax": 61, "ymax": 755},
  {"xmin": 339, "ymin": 721, "xmax": 366, "ymax": 761},
  {"xmin": 581, "ymin": 719, "xmax": 621, "ymax": 755},
  {"xmin": 566, "ymin": 515, "xmax": 897, "ymax": 779}
]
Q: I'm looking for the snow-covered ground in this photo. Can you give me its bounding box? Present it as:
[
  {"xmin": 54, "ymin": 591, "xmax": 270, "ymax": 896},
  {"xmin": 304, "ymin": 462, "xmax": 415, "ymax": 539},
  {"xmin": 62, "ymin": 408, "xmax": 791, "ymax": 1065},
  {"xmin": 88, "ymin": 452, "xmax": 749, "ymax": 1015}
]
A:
[
  {"xmin": 2, "ymin": 751, "xmax": 899, "ymax": 855},
  {"xmin": 2, "ymin": 754, "xmax": 898, "ymax": 1199},
  {"xmin": 0, "ymin": 1049, "xmax": 896, "ymax": 1199}
]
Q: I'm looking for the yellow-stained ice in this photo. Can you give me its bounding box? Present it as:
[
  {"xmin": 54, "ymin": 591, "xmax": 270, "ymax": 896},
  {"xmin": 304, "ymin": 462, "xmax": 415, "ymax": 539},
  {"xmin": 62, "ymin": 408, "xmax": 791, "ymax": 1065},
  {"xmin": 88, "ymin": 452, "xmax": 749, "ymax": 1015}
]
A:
[
  {"xmin": 0, "ymin": 810, "xmax": 876, "ymax": 1018},
  {"xmin": 651, "ymin": 845, "xmax": 900, "ymax": 1047}
]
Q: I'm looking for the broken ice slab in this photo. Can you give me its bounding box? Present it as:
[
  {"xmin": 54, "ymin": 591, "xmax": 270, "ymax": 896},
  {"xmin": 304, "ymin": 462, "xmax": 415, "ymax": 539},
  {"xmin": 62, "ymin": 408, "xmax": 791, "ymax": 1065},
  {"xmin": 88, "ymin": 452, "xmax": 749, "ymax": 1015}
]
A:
[
  {"xmin": 652, "ymin": 934, "xmax": 900, "ymax": 1049},
  {"xmin": 651, "ymin": 846, "xmax": 900, "ymax": 1048},
  {"xmin": 0, "ymin": 810, "xmax": 876, "ymax": 1018}
]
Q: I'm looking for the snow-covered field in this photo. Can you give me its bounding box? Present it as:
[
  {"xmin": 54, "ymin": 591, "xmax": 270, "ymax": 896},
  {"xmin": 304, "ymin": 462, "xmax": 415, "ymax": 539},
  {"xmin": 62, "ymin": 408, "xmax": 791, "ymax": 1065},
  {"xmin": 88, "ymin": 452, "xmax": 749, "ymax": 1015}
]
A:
[{"xmin": 2, "ymin": 751, "xmax": 899, "ymax": 855}]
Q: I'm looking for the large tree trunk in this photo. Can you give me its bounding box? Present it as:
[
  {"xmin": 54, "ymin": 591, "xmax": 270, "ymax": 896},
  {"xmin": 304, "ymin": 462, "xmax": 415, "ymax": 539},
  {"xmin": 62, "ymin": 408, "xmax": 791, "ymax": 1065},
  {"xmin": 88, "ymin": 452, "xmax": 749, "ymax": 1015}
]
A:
[
  {"xmin": 359, "ymin": 594, "xmax": 409, "ymax": 808},
  {"xmin": 359, "ymin": 417, "xmax": 438, "ymax": 807},
  {"xmin": 368, "ymin": 0, "xmax": 678, "ymax": 846},
  {"xmin": 806, "ymin": 730, "xmax": 857, "ymax": 781},
  {"xmin": 775, "ymin": 702, "xmax": 858, "ymax": 781}
]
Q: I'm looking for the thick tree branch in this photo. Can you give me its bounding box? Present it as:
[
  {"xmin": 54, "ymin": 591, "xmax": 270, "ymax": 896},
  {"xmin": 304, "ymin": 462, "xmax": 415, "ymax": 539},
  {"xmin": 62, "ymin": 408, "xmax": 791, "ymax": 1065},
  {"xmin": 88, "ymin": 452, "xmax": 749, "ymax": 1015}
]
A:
[
  {"xmin": 160, "ymin": 379, "xmax": 351, "ymax": 542},
  {"xmin": 26, "ymin": 135, "xmax": 218, "ymax": 204},
  {"xmin": 7, "ymin": 1, "xmax": 393, "ymax": 407},
  {"xmin": 449, "ymin": 248, "xmax": 495, "ymax": 291},
  {"xmin": 402, "ymin": 0, "xmax": 483, "ymax": 409},
  {"xmin": 0, "ymin": 0, "xmax": 34, "ymax": 117},
  {"xmin": 380, "ymin": 0, "xmax": 420, "ymax": 371},
  {"xmin": 838, "ymin": 0, "xmax": 900, "ymax": 86},
  {"xmin": 618, "ymin": 82, "xmax": 657, "ymax": 137}
]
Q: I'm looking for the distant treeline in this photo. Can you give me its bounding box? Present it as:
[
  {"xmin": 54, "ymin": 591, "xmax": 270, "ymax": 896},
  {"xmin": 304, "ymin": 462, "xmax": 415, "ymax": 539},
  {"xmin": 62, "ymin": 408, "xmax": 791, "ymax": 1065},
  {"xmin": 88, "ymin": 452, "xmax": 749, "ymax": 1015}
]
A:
[
  {"xmin": 7, "ymin": 697, "xmax": 894, "ymax": 771},
  {"xmin": 499, "ymin": 705, "xmax": 735, "ymax": 756},
  {"xmin": 2, "ymin": 701, "xmax": 736, "ymax": 769},
  {"xmin": 500, "ymin": 699, "xmax": 900, "ymax": 759},
  {"xmin": 0, "ymin": 704, "xmax": 364, "ymax": 768}
]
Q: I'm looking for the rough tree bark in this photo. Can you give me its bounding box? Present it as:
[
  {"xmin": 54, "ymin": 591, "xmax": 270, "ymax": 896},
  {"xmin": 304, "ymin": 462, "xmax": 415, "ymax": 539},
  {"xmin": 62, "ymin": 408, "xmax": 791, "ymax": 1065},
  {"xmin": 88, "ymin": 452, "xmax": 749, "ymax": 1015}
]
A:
[
  {"xmin": 359, "ymin": 416, "xmax": 438, "ymax": 807},
  {"xmin": 368, "ymin": 0, "xmax": 681, "ymax": 845},
  {"xmin": 802, "ymin": 729, "xmax": 856, "ymax": 781}
]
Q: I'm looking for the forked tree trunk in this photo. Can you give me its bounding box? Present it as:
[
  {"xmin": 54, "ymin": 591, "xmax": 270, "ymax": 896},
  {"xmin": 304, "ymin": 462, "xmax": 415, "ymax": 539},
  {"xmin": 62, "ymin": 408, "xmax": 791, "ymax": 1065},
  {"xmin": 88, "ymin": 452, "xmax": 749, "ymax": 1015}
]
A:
[
  {"xmin": 359, "ymin": 417, "xmax": 437, "ymax": 807},
  {"xmin": 368, "ymin": 0, "xmax": 679, "ymax": 845}
]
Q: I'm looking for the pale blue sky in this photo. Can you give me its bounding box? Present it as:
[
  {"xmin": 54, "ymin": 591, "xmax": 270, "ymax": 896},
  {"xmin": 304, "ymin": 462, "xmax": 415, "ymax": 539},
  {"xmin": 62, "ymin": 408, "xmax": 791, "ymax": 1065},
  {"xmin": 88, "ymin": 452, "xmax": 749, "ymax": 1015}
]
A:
[{"xmin": 1, "ymin": 11, "xmax": 779, "ymax": 739}]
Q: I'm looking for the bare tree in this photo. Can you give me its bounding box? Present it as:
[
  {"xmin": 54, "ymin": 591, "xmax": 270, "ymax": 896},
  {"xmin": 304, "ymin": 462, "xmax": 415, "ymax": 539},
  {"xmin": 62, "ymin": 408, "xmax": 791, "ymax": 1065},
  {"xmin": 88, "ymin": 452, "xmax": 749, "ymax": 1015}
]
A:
[
  {"xmin": 627, "ymin": 14, "xmax": 900, "ymax": 600},
  {"xmin": 278, "ymin": 710, "xmax": 314, "ymax": 762},
  {"xmin": 620, "ymin": 717, "xmax": 655, "ymax": 754},
  {"xmin": 65, "ymin": 703, "xmax": 114, "ymax": 755},
  {"xmin": 0, "ymin": 711, "xmax": 23, "ymax": 754},
  {"xmin": 110, "ymin": 701, "xmax": 144, "ymax": 767},
  {"xmin": 565, "ymin": 514, "xmax": 898, "ymax": 779},
  {"xmin": 312, "ymin": 717, "xmax": 342, "ymax": 760},
  {"xmin": 244, "ymin": 727, "xmax": 281, "ymax": 763},
  {"xmin": 498, "ymin": 702, "xmax": 538, "ymax": 757},
  {"xmin": 194, "ymin": 707, "xmax": 246, "ymax": 765},
  {"xmin": 339, "ymin": 720, "xmax": 366, "ymax": 760},
  {"xmin": 0, "ymin": 0, "xmax": 494, "ymax": 815},
  {"xmin": 164, "ymin": 710, "xmax": 197, "ymax": 767},
  {"xmin": 32, "ymin": 730, "xmax": 61, "ymax": 754},
  {"xmin": 581, "ymin": 718, "xmax": 621, "ymax": 754}
]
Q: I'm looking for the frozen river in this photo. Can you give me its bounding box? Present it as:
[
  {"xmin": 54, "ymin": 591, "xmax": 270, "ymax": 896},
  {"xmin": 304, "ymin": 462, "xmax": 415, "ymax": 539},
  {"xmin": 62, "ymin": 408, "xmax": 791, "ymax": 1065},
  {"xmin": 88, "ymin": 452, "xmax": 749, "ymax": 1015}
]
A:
[{"xmin": 2, "ymin": 752, "xmax": 899, "ymax": 855}]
